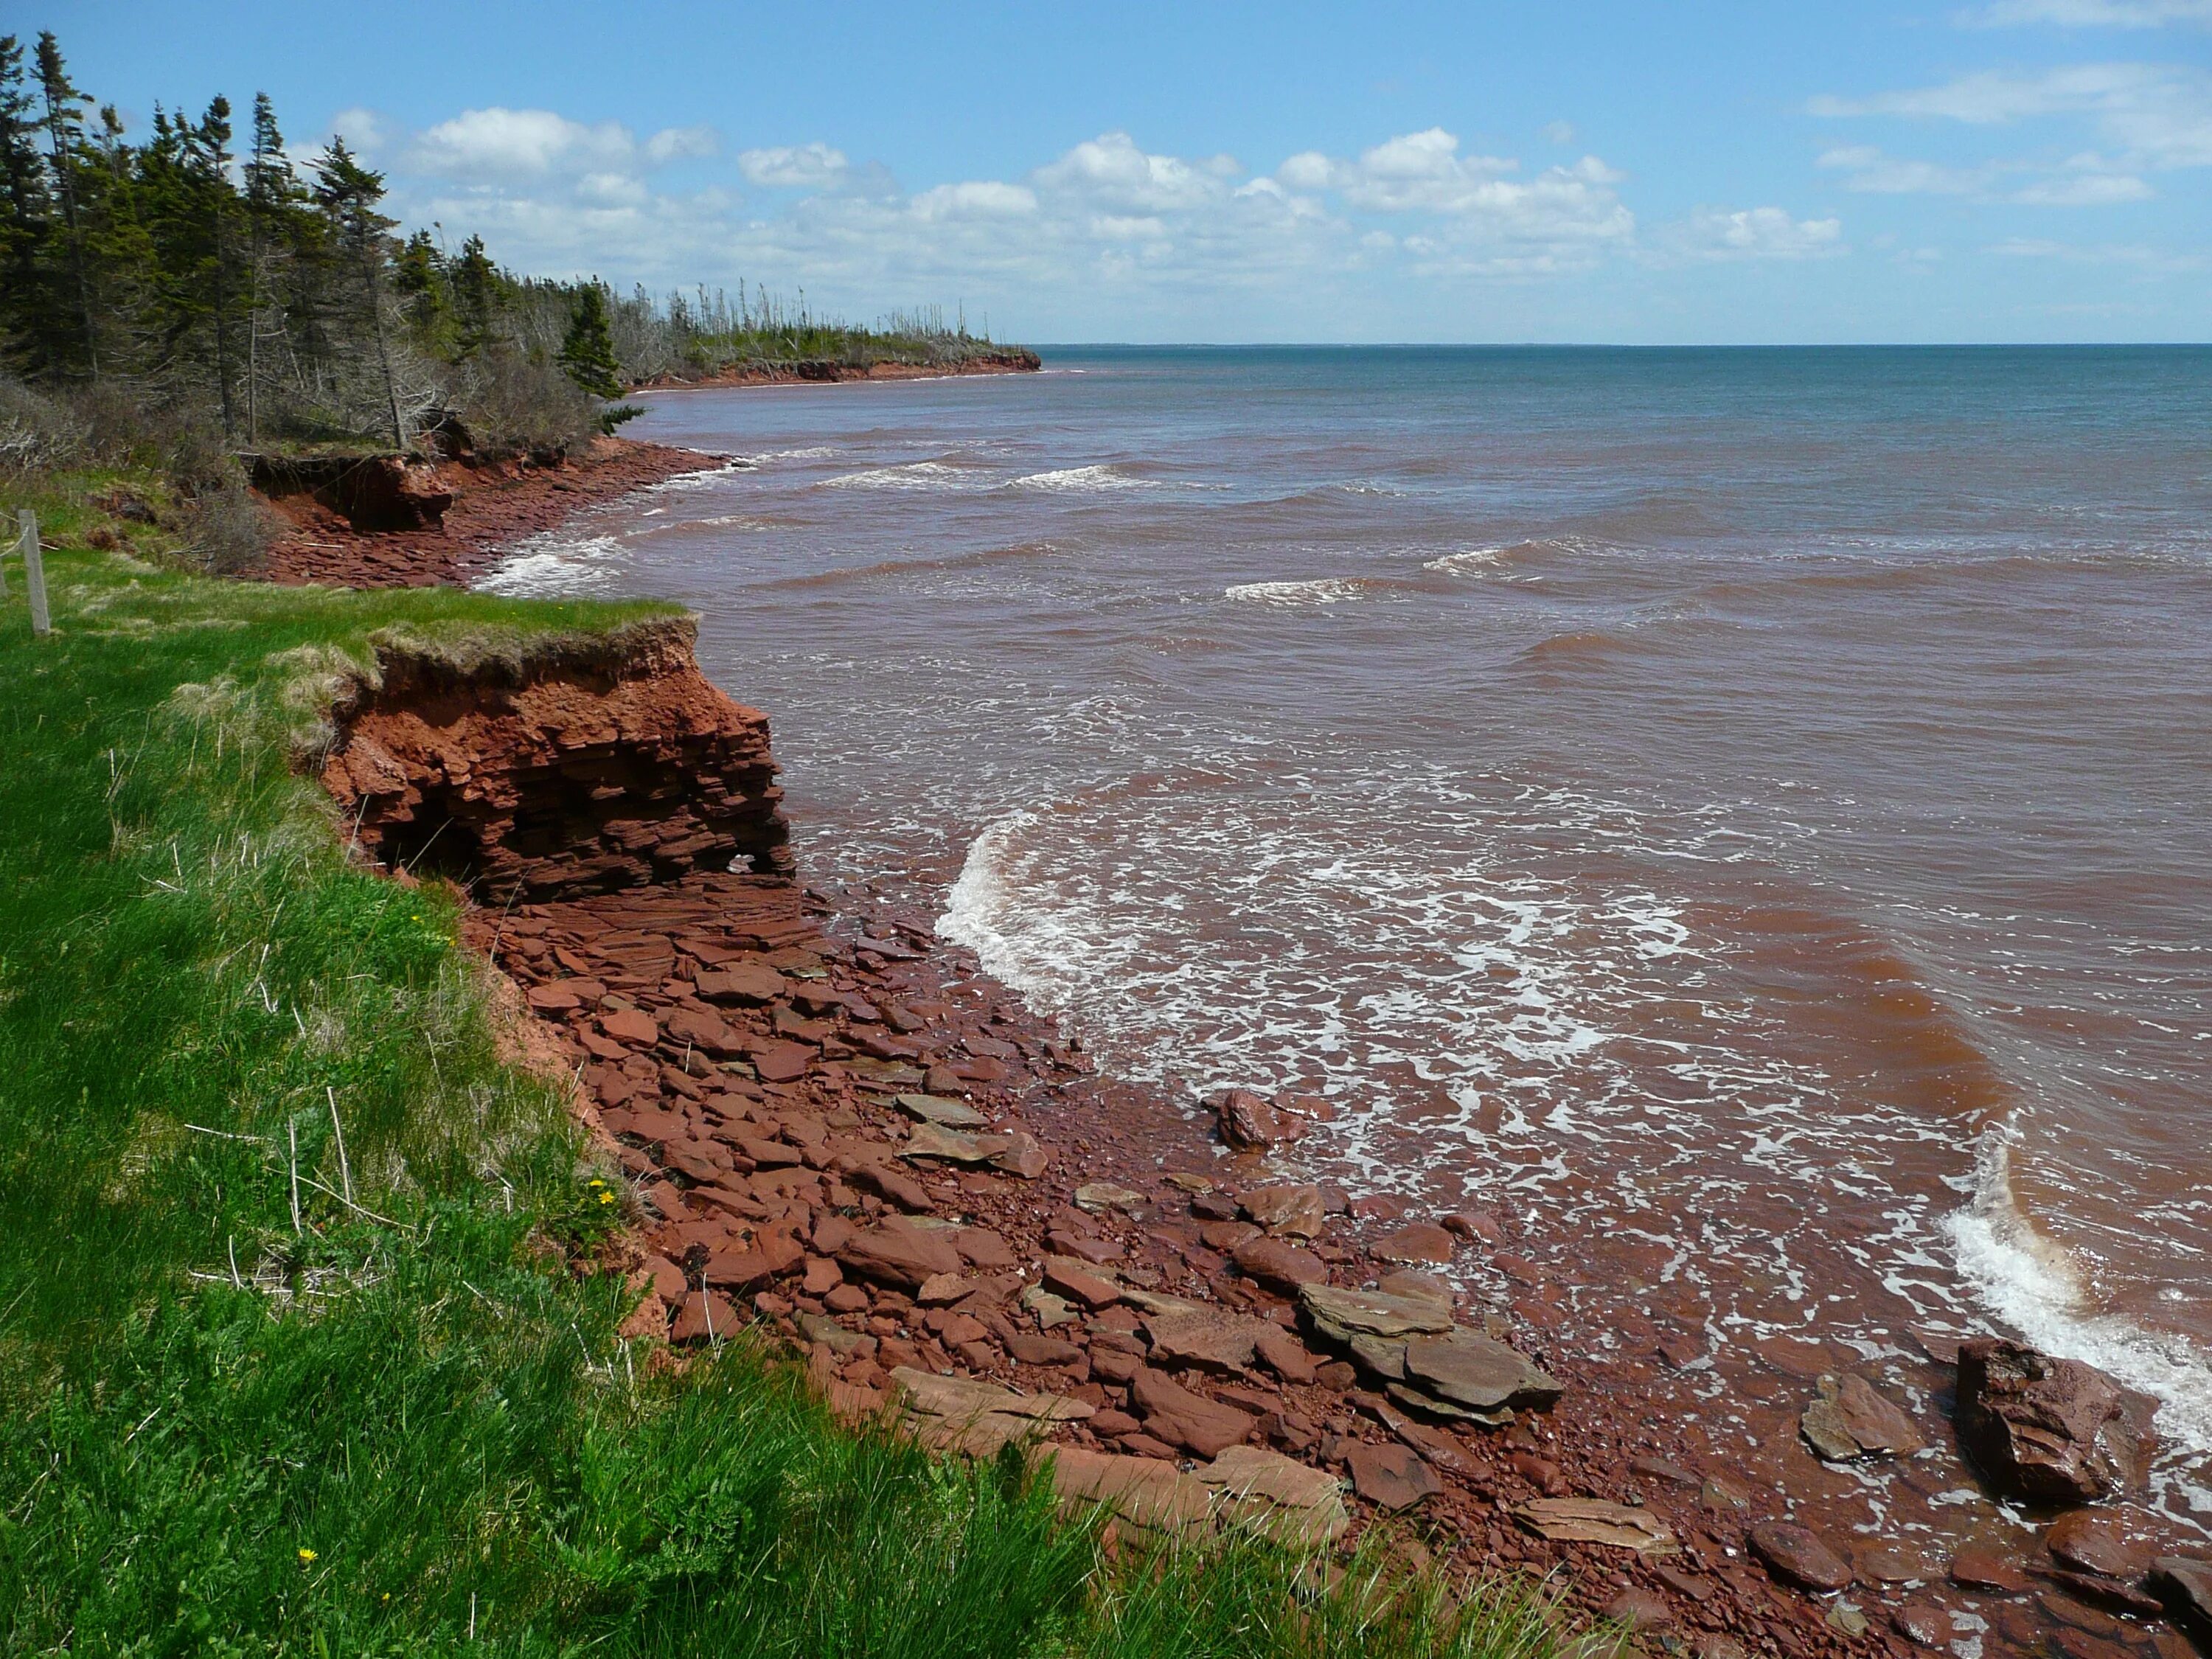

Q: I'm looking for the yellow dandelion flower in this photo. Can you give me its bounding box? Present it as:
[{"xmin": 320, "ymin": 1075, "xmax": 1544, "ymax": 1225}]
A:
[{"xmin": 298, "ymin": 1547, "xmax": 317, "ymax": 1564}]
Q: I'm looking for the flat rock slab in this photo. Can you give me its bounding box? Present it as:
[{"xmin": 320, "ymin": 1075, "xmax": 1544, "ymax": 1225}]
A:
[
  {"xmin": 894, "ymin": 1092, "xmax": 987, "ymax": 1128},
  {"xmin": 695, "ymin": 964, "xmax": 786, "ymax": 1004},
  {"xmin": 892, "ymin": 1366, "xmax": 1092, "ymax": 1456},
  {"xmin": 1046, "ymin": 1447, "xmax": 1212, "ymax": 1536},
  {"xmin": 901, "ymin": 1122, "xmax": 1015, "ymax": 1164},
  {"xmin": 1200, "ymin": 1444, "xmax": 1349, "ymax": 1544},
  {"xmin": 2152, "ymin": 1557, "xmax": 2212, "ymax": 1642},
  {"xmin": 836, "ymin": 1222, "xmax": 963, "ymax": 1290},
  {"xmin": 1144, "ymin": 1308, "xmax": 1276, "ymax": 1375},
  {"xmin": 1239, "ymin": 1183, "xmax": 1325, "ymax": 1238},
  {"xmin": 1231, "ymin": 1235, "xmax": 1326, "ymax": 1292},
  {"xmin": 1750, "ymin": 1520, "xmax": 1855, "ymax": 1592},
  {"xmin": 1300, "ymin": 1282, "xmax": 1455, "ymax": 1341},
  {"xmin": 1516, "ymin": 1497, "xmax": 1677, "ymax": 1556},
  {"xmin": 1801, "ymin": 1372, "xmax": 1927, "ymax": 1461},
  {"xmin": 1130, "ymin": 1366, "xmax": 1257, "ymax": 1458},
  {"xmin": 1402, "ymin": 1329, "xmax": 1564, "ymax": 1413},
  {"xmin": 1373, "ymin": 1222, "xmax": 1458, "ymax": 1265},
  {"xmin": 1074, "ymin": 1181, "xmax": 1147, "ymax": 1214},
  {"xmin": 2046, "ymin": 1512, "xmax": 2151, "ymax": 1582},
  {"xmin": 1346, "ymin": 1442, "xmax": 1442, "ymax": 1512}
]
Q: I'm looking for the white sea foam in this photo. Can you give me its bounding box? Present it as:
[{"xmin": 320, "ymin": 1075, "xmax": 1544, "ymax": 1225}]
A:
[
  {"xmin": 1223, "ymin": 577, "xmax": 1371, "ymax": 606},
  {"xmin": 1423, "ymin": 546, "xmax": 1508, "ymax": 574},
  {"xmin": 1007, "ymin": 465, "xmax": 1143, "ymax": 493},
  {"xmin": 473, "ymin": 532, "xmax": 627, "ymax": 597},
  {"xmin": 639, "ymin": 459, "xmax": 752, "ymax": 493},
  {"xmin": 1948, "ymin": 1124, "xmax": 2212, "ymax": 1473},
  {"xmin": 820, "ymin": 461, "xmax": 980, "ymax": 491}
]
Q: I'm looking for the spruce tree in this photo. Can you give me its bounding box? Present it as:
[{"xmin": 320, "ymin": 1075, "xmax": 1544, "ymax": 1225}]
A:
[
  {"xmin": 32, "ymin": 31, "xmax": 95, "ymax": 373},
  {"xmin": 0, "ymin": 36, "xmax": 56, "ymax": 374},
  {"xmin": 311, "ymin": 137, "xmax": 404, "ymax": 448},
  {"xmin": 557, "ymin": 280, "xmax": 622, "ymax": 399},
  {"xmin": 449, "ymin": 232, "xmax": 497, "ymax": 361}
]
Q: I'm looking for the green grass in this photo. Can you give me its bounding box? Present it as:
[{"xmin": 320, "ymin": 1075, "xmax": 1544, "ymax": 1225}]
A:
[{"xmin": 0, "ymin": 484, "xmax": 1595, "ymax": 1658}]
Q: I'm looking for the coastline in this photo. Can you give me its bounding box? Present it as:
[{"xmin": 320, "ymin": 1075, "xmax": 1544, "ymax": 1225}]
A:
[
  {"xmin": 296, "ymin": 439, "xmax": 2205, "ymax": 1659},
  {"xmin": 633, "ymin": 349, "xmax": 1043, "ymax": 392},
  {"xmin": 260, "ymin": 436, "xmax": 727, "ymax": 589}
]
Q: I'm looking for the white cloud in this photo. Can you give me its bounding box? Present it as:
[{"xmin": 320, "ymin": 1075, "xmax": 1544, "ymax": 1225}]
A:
[
  {"xmin": 1811, "ymin": 63, "xmax": 2211, "ymax": 169},
  {"xmin": 1543, "ymin": 120, "xmax": 1579, "ymax": 145},
  {"xmin": 737, "ymin": 142, "xmax": 849, "ymax": 187},
  {"xmin": 1663, "ymin": 206, "xmax": 1846, "ymax": 260},
  {"xmin": 408, "ymin": 107, "xmax": 716, "ymax": 183},
  {"xmin": 1818, "ymin": 144, "xmax": 1991, "ymax": 193},
  {"xmin": 327, "ymin": 106, "xmax": 386, "ymax": 154},
  {"xmin": 2012, "ymin": 169, "xmax": 2155, "ymax": 201},
  {"xmin": 1964, "ymin": 0, "xmax": 2212, "ymax": 25},
  {"xmin": 911, "ymin": 180, "xmax": 1038, "ymax": 219},
  {"xmin": 1034, "ymin": 132, "xmax": 1239, "ymax": 212}
]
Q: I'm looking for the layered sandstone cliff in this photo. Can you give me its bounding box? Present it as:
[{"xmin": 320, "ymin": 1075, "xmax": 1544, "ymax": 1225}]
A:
[{"xmin": 318, "ymin": 618, "xmax": 791, "ymax": 902}]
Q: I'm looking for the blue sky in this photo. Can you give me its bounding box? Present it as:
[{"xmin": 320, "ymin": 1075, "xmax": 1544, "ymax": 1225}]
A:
[{"xmin": 44, "ymin": 0, "xmax": 2212, "ymax": 342}]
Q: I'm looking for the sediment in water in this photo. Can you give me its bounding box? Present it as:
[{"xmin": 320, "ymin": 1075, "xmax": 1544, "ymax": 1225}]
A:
[{"xmin": 301, "ymin": 448, "xmax": 2205, "ymax": 1659}]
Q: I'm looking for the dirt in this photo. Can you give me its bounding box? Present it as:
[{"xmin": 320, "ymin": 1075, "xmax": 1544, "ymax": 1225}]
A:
[{"xmin": 260, "ymin": 436, "xmax": 723, "ymax": 589}]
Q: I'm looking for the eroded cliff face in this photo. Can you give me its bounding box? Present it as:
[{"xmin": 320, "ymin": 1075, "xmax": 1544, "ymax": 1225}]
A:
[{"xmin": 319, "ymin": 618, "xmax": 792, "ymax": 902}]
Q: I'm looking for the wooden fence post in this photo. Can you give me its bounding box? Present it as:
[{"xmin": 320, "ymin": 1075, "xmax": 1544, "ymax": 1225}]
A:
[{"xmin": 19, "ymin": 510, "xmax": 49, "ymax": 635}]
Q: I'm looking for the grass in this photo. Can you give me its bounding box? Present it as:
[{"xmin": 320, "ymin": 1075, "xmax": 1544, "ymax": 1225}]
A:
[{"xmin": 0, "ymin": 474, "xmax": 1597, "ymax": 1658}]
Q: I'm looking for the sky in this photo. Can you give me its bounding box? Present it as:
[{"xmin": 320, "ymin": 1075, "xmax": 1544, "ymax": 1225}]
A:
[{"xmin": 40, "ymin": 0, "xmax": 2212, "ymax": 343}]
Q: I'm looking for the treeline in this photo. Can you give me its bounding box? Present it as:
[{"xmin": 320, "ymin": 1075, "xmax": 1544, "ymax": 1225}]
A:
[{"xmin": 0, "ymin": 29, "xmax": 1013, "ymax": 467}]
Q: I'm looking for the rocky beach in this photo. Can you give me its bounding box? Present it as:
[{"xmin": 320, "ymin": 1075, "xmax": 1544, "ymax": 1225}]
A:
[{"xmin": 296, "ymin": 443, "xmax": 2212, "ymax": 1658}]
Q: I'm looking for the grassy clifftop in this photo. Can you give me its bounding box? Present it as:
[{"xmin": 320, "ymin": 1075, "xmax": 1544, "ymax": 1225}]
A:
[{"xmin": 0, "ymin": 481, "xmax": 1583, "ymax": 1657}]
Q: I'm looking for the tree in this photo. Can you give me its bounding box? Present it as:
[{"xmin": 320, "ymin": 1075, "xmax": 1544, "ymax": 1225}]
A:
[
  {"xmin": 197, "ymin": 97, "xmax": 237, "ymax": 434},
  {"xmin": 311, "ymin": 136, "xmax": 403, "ymax": 448},
  {"xmin": 240, "ymin": 92, "xmax": 299, "ymax": 444},
  {"xmin": 0, "ymin": 36, "xmax": 56, "ymax": 374},
  {"xmin": 557, "ymin": 281, "xmax": 622, "ymax": 399},
  {"xmin": 32, "ymin": 31, "xmax": 95, "ymax": 372},
  {"xmin": 449, "ymin": 232, "xmax": 498, "ymax": 361}
]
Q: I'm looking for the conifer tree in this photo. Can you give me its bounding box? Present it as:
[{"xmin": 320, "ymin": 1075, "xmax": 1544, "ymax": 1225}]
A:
[
  {"xmin": 450, "ymin": 233, "xmax": 497, "ymax": 361},
  {"xmin": 240, "ymin": 92, "xmax": 296, "ymax": 444},
  {"xmin": 311, "ymin": 136, "xmax": 404, "ymax": 448},
  {"xmin": 557, "ymin": 281, "xmax": 622, "ymax": 398},
  {"xmin": 32, "ymin": 31, "xmax": 95, "ymax": 373},
  {"xmin": 0, "ymin": 37, "xmax": 55, "ymax": 375}
]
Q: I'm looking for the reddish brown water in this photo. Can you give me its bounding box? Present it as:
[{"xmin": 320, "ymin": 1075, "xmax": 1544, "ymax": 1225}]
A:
[{"xmin": 481, "ymin": 347, "xmax": 2212, "ymax": 1526}]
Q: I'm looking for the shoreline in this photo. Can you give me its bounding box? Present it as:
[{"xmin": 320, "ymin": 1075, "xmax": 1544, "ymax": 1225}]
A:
[
  {"xmin": 633, "ymin": 350, "xmax": 1043, "ymax": 392},
  {"xmin": 300, "ymin": 438, "xmax": 2204, "ymax": 1659}
]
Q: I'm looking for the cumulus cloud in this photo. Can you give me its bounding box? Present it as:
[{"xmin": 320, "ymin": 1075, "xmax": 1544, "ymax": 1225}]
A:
[
  {"xmin": 1662, "ymin": 207, "xmax": 1846, "ymax": 261},
  {"xmin": 1267, "ymin": 131, "xmax": 1633, "ymax": 271},
  {"xmin": 408, "ymin": 107, "xmax": 717, "ymax": 182},
  {"xmin": 737, "ymin": 142, "xmax": 849, "ymax": 187},
  {"xmin": 1034, "ymin": 131, "xmax": 1238, "ymax": 211}
]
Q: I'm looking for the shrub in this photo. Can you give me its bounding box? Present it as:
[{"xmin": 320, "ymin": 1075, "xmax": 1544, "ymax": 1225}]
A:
[
  {"xmin": 456, "ymin": 347, "xmax": 602, "ymax": 459},
  {"xmin": 176, "ymin": 473, "xmax": 277, "ymax": 574}
]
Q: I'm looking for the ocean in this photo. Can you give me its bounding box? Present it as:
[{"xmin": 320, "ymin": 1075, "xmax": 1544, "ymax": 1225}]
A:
[{"xmin": 479, "ymin": 345, "xmax": 2212, "ymax": 1515}]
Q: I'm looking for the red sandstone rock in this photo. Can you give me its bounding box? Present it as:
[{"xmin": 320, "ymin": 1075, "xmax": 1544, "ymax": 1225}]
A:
[
  {"xmin": 836, "ymin": 1222, "xmax": 961, "ymax": 1290},
  {"xmin": 1231, "ymin": 1234, "xmax": 1326, "ymax": 1293},
  {"xmin": 669, "ymin": 1289, "xmax": 740, "ymax": 1343},
  {"xmin": 1374, "ymin": 1222, "xmax": 1457, "ymax": 1265},
  {"xmin": 1239, "ymin": 1183, "xmax": 1325, "ymax": 1237},
  {"xmin": 1346, "ymin": 1442, "xmax": 1441, "ymax": 1511},
  {"xmin": 1208, "ymin": 1088, "xmax": 1304, "ymax": 1150},
  {"xmin": 1043, "ymin": 1258, "xmax": 1123, "ymax": 1311},
  {"xmin": 601, "ymin": 1007, "xmax": 659, "ymax": 1047},
  {"xmin": 1130, "ymin": 1366, "xmax": 1256, "ymax": 1457},
  {"xmin": 2046, "ymin": 1512, "xmax": 2151, "ymax": 1582},
  {"xmin": 1956, "ymin": 1338, "xmax": 2157, "ymax": 1503},
  {"xmin": 1750, "ymin": 1521, "xmax": 1854, "ymax": 1592}
]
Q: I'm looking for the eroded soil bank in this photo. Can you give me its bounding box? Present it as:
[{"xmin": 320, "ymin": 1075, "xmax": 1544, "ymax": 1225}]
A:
[
  {"xmin": 303, "ymin": 607, "xmax": 2212, "ymax": 1659},
  {"xmin": 261, "ymin": 436, "xmax": 723, "ymax": 590}
]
